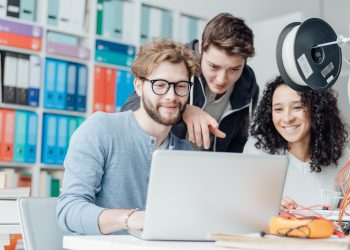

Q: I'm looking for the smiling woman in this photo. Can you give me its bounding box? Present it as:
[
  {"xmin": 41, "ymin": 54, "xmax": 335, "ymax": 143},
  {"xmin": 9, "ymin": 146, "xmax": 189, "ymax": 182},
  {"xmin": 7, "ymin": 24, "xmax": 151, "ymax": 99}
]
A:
[{"xmin": 243, "ymin": 75, "xmax": 350, "ymax": 207}]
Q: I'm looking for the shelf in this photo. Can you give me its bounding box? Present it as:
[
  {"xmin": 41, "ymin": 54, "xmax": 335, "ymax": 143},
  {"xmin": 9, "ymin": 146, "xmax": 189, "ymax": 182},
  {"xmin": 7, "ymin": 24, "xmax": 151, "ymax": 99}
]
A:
[
  {"xmin": 40, "ymin": 164, "xmax": 64, "ymax": 171},
  {"xmin": 0, "ymin": 161, "xmax": 34, "ymax": 169},
  {"xmin": 45, "ymin": 54, "xmax": 89, "ymax": 65},
  {"xmin": 0, "ymin": 103, "xmax": 38, "ymax": 112},
  {"xmin": 94, "ymin": 61, "xmax": 132, "ymax": 71},
  {"xmin": 43, "ymin": 109, "xmax": 87, "ymax": 118},
  {"xmin": 95, "ymin": 35, "xmax": 136, "ymax": 47},
  {"xmin": 0, "ymin": 44, "xmax": 42, "ymax": 55},
  {"xmin": 46, "ymin": 26, "xmax": 90, "ymax": 39}
]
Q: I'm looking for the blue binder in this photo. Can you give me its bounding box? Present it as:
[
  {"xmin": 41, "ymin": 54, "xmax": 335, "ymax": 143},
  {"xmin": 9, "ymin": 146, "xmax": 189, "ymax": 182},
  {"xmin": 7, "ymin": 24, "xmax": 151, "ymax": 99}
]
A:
[
  {"xmin": 13, "ymin": 111, "xmax": 28, "ymax": 163},
  {"xmin": 116, "ymin": 70, "xmax": 135, "ymax": 111},
  {"xmin": 67, "ymin": 117, "xmax": 78, "ymax": 142},
  {"xmin": 102, "ymin": 0, "xmax": 122, "ymax": 39},
  {"xmin": 140, "ymin": 5, "xmax": 150, "ymax": 43},
  {"xmin": 66, "ymin": 63, "xmax": 77, "ymax": 111},
  {"xmin": 76, "ymin": 65, "xmax": 87, "ymax": 112},
  {"xmin": 44, "ymin": 59, "xmax": 57, "ymax": 109},
  {"xmin": 55, "ymin": 60, "xmax": 68, "ymax": 110},
  {"xmin": 25, "ymin": 112, "xmax": 38, "ymax": 163},
  {"xmin": 41, "ymin": 114, "xmax": 57, "ymax": 164},
  {"xmin": 56, "ymin": 115, "xmax": 68, "ymax": 165},
  {"xmin": 161, "ymin": 10, "xmax": 172, "ymax": 37},
  {"xmin": 96, "ymin": 39, "xmax": 136, "ymax": 56},
  {"xmin": 28, "ymin": 55, "xmax": 41, "ymax": 107}
]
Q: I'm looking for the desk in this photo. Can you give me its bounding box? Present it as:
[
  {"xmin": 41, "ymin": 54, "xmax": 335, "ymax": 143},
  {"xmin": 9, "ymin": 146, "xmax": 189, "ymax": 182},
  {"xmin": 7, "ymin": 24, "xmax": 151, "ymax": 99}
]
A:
[{"xmin": 63, "ymin": 235, "xmax": 228, "ymax": 250}]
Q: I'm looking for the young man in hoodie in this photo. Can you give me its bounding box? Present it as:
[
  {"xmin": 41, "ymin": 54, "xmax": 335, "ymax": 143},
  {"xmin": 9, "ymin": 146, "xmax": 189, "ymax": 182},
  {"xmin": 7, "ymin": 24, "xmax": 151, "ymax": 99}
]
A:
[{"xmin": 122, "ymin": 13, "xmax": 259, "ymax": 152}]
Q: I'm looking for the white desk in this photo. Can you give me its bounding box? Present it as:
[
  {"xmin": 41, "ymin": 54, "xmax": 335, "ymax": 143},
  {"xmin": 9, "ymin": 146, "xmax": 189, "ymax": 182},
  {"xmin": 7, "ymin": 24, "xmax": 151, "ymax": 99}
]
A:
[{"xmin": 63, "ymin": 235, "xmax": 229, "ymax": 250}]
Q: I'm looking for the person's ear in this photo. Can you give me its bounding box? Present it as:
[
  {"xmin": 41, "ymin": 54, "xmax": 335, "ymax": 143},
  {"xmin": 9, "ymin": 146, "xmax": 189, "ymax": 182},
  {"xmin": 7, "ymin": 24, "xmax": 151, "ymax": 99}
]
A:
[{"xmin": 134, "ymin": 78, "xmax": 143, "ymax": 96}]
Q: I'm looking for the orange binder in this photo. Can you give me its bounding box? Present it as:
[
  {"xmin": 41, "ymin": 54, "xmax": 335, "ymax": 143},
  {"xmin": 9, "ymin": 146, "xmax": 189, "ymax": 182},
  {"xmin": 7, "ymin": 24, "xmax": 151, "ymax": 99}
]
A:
[
  {"xmin": 0, "ymin": 109, "xmax": 15, "ymax": 162},
  {"xmin": 104, "ymin": 68, "xmax": 116, "ymax": 113},
  {"xmin": 0, "ymin": 32, "xmax": 42, "ymax": 51},
  {"xmin": 93, "ymin": 66, "xmax": 106, "ymax": 112}
]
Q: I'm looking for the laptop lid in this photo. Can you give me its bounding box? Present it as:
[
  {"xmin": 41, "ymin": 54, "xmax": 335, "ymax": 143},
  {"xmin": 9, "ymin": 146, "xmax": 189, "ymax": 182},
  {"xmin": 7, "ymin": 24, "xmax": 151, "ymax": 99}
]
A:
[{"xmin": 132, "ymin": 150, "xmax": 288, "ymax": 241}]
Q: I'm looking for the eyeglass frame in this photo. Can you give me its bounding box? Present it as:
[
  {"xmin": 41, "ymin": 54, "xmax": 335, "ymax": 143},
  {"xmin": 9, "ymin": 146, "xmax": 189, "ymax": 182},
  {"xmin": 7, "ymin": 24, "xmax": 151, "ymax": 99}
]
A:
[{"xmin": 140, "ymin": 77, "xmax": 193, "ymax": 97}]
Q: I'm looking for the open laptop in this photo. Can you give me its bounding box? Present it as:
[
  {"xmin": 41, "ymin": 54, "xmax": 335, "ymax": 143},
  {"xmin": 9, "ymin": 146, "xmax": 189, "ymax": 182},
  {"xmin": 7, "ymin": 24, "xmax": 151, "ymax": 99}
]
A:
[{"xmin": 129, "ymin": 150, "xmax": 288, "ymax": 241}]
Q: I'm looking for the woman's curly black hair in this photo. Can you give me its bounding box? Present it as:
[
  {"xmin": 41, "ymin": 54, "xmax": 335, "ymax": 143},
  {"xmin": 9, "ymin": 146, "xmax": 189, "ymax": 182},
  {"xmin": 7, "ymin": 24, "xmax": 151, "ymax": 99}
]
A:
[{"xmin": 250, "ymin": 76, "xmax": 348, "ymax": 172}]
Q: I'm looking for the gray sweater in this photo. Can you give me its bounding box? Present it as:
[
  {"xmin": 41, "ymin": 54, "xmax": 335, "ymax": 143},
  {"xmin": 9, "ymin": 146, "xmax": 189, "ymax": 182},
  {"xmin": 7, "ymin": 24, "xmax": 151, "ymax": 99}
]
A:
[{"xmin": 57, "ymin": 111, "xmax": 191, "ymax": 235}]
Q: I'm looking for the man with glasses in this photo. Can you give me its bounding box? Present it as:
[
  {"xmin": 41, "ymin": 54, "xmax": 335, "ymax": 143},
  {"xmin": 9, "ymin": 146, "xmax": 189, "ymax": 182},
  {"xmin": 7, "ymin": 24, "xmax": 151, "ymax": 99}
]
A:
[
  {"xmin": 122, "ymin": 13, "xmax": 259, "ymax": 152},
  {"xmin": 57, "ymin": 39, "xmax": 200, "ymax": 235}
]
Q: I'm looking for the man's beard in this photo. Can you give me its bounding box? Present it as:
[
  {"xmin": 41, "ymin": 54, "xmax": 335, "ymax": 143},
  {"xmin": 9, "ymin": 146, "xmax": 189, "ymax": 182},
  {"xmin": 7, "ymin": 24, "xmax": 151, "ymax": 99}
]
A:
[{"xmin": 142, "ymin": 94, "xmax": 186, "ymax": 126}]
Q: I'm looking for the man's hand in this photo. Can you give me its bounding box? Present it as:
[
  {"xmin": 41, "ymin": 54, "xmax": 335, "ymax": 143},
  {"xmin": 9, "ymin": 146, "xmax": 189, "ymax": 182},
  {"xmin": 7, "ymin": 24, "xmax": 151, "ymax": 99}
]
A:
[{"xmin": 183, "ymin": 105, "xmax": 226, "ymax": 149}]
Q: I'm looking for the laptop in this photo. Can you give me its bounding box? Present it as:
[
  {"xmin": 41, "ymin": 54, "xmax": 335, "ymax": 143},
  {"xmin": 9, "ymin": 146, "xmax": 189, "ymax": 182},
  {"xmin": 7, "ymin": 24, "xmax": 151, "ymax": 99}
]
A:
[{"xmin": 129, "ymin": 150, "xmax": 288, "ymax": 241}]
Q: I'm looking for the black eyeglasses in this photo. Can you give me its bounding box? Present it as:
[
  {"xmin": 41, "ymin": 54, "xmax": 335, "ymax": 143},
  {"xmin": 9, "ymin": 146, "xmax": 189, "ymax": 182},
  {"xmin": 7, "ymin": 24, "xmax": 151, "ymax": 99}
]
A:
[{"xmin": 141, "ymin": 78, "xmax": 193, "ymax": 97}]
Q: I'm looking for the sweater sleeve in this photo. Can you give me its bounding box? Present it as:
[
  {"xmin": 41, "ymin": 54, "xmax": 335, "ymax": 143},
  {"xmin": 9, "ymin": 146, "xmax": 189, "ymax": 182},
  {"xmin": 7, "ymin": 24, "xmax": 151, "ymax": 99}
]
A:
[{"xmin": 56, "ymin": 112, "xmax": 110, "ymax": 235}]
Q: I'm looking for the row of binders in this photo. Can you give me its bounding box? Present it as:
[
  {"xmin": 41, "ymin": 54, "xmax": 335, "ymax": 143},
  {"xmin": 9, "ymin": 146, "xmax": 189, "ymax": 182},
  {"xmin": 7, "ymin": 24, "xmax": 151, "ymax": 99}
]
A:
[
  {"xmin": 41, "ymin": 113, "xmax": 84, "ymax": 165},
  {"xmin": 0, "ymin": 0, "xmax": 36, "ymax": 21},
  {"xmin": 96, "ymin": 0, "xmax": 134, "ymax": 41},
  {"xmin": 95, "ymin": 39, "xmax": 136, "ymax": 67},
  {"xmin": 1, "ymin": 50, "xmax": 41, "ymax": 106},
  {"xmin": 48, "ymin": 0, "xmax": 87, "ymax": 34},
  {"xmin": 0, "ymin": 109, "xmax": 38, "ymax": 163},
  {"xmin": 46, "ymin": 31, "xmax": 90, "ymax": 60},
  {"xmin": 44, "ymin": 58, "xmax": 88, "ymax": 112},
  {"xmin": 0, "ymin": 18, "xmax": 42, "ymax": 51},
  {"xmin": 93, "ymin": 66, "xmax": 134, "ymax": 113}
]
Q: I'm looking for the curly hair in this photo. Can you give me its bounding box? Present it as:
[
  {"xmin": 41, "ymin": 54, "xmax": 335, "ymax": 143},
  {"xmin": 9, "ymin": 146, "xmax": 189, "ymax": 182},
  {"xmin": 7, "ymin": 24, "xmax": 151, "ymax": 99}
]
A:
[{"xmin": 250, "ymin": 76, "xmax": 348, "ymax": 172}]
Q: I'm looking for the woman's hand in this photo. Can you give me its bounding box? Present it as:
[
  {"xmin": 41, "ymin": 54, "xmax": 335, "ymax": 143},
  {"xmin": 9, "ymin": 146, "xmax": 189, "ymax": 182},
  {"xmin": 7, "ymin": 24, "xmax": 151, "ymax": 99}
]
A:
[{"xmin": 182, "ymin": 105, "xmax": 226, "ymax": 149}]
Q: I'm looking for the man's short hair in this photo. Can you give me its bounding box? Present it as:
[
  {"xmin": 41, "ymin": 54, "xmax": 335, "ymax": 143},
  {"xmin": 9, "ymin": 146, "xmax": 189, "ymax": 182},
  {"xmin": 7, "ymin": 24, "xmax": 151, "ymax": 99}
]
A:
[
  {"xmin": 201, "ymin": 13, "xmax": 255, "ymax": 58},
  {"xmin": 132, "ymin": 39, "xmax": 200, "ymax": 80}
]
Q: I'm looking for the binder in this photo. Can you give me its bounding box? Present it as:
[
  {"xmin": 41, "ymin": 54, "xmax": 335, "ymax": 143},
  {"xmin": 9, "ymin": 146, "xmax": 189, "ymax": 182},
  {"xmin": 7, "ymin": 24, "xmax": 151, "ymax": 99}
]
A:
[
  {"xmin": 149, "ymin": 7, "xmax": 162, "ymax": 40},
  {"xmin": 180, "ymin": 15, "xmax": 189, "ymax": 43},
  {"xmin": 122, "ymin": 0, "xmax": 134, "ymax": 41},
  {"xmin": 19, "ymin": 0, "xmax": 36, "ymax": 21},
  {"xmin": 54, "ymin": 60, "xmax": 68, "ymax": 110},
  {"xmin": 27, "ymin": 55, "xmax": 41, "ymax": 107},
  {"xmin": 95, "ymin": 39, "xmax": 136, "ymax": 56},
  {"xmin": 56, "ymin": 115, "xmax": 68, "ymax": 165},
  {"xmin": 6, "ymin": 0, "xmax": 19, "ymax": 18},
  {"xmin": 47, "ymin": 32, "xmax": 78, "ymax": 46},
  {"xmin": 0, "ymin": 19, "xmax": 42, "ymax": 37},
  {"xmin": 70, "ymin": 0, "xmax": 86, "ymax": 33},
  {"xmin": 46, "ymin": 41, "xmax": 90, "ymax": 60},
  {"xmin": 67, "ymin": 117, "xmax": 78, "ymax": 142},
  {"xmin": 58, "ymin": 0, "xmax": 85, "ymax": 33},
  {"xmin": 15, "ymin": 54, "xmax": 30, "ymax": 105},
  {"xmin": 44, "ymin": 59, "xmax": 57, "ymax": 108},
  {"xmin": 102, "ymin": 0, "xmax": 122, "ymax": 39},
  {"xmin": 41, "ymin": 114, "xmax": 57, "ymax": 164},
  {"xmin": 0, "ymin": 109, "xmax": 15, "ymax": 162},
  {"xmin": 161, "ymin": 10, "xmax": 172, "ymax": 38},
  {"xmin": 104, "ymin": 68, "xmax": 116, "ymax": 112},
  {"xmin": 188, "ymin": 16, "xmax": 198, "ymax": 41},
  {"xmin": 140, "ymin": 5, "xmax": 149, "ymax": 43},
  {"xmin": 0, "ymin": 31, "xmax": 42, "ymax": 51},
  {"xmin": 0, "ymin": 110, "xmax": 3, "ymax": 161},
  {"xmin": 93, "ymin": 66, "xmax": 106, "ymax": 112},
  {"xmin": 47, "ymin": 0, "xmax": 59, "ymax": 26},
  {"xmin": 116, "ymin": 70, "xmax": 134, "ymax": 111},
  {"xmin": 3, "ymin": 52, "xmax": 17, "ymax": 104},
  {"xmin": 76, "ymin": 65, "xmax": 87, "ymax": 112},
  {"xmin": 13, "ymin": 110, "xmax": 27, "ymax": 162},
  {"xmin": 96, "ymin": 0, "xmax": 103, "ymax": 35},
  {"xmin": 24, "ymin": 112, "xmax": 37, "ymax": 163},
  {"xmin": 0, "ymin": 0, "xmax": 7, "ymax": 17},
  {"xmin": 65, "ymin": 63, "xmax": 77, "ymax": 111}
]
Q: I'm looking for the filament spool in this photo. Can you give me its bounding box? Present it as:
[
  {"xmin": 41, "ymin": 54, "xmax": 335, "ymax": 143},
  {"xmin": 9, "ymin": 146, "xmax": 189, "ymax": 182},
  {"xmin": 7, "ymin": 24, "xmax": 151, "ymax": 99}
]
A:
[{"xmin": 276, "ymin": 18, "xmax": 342, "ymax": 91}]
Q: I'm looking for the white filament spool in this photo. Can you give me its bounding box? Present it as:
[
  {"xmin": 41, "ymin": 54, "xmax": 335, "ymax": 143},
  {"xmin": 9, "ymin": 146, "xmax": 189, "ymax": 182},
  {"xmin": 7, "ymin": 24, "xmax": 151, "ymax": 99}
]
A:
[
  {"xmin": 276, "ymin": 18, "xmax": 342, "ymax": 91},
  {"xmin": 281, "ymin": 25, "xmax": 308, "ymax": 87}
]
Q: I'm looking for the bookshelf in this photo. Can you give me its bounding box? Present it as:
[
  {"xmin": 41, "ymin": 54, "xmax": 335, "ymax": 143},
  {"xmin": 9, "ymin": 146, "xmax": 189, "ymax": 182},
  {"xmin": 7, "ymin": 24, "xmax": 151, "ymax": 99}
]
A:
[{"xmin": 0, "ymin": 0, "xmax": 209, "ymax": 197}]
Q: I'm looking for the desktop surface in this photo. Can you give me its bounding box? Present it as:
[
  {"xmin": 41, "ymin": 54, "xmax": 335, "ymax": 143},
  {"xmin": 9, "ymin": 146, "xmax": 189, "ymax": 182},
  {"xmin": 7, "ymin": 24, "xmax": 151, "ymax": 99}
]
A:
[{"xmin": 63, "ymin": 235, "xmax": 227, "ymax": 250}]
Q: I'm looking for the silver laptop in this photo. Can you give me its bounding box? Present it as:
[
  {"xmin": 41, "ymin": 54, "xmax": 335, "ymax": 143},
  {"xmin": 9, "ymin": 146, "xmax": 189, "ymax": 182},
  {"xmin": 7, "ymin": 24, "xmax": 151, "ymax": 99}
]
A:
[{"xmin": 129, "ymin": 150, "xmax": 288, "ymax": 241}]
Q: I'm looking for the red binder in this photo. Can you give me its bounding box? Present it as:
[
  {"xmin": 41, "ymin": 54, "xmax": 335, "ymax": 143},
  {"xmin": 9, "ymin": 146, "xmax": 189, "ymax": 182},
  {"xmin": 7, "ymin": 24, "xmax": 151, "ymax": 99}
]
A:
[
  {"xmin": 93, "ymin": 66, "xmax": 106, "ymax": 112},
  {"xmin": 0, "ymin": 32, "xmax": 42, "ymax": 51},
  {"xmin": 0, "ymin": 109, "xmax": 15, "ymax": 162},
  {"xmin": 104, "ymin": 68, "xmax": 116, "ymax": 113}
]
